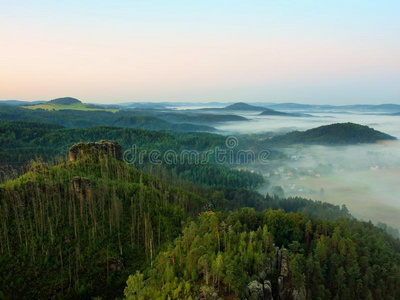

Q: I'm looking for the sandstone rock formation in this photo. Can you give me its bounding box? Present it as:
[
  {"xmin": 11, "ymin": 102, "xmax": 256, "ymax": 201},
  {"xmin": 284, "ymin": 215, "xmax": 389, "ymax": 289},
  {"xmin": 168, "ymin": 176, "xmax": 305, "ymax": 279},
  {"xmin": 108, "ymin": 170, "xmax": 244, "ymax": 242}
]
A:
[
  {"xmin": 68, "ymin": 140, "xmax": 123, "ymax": 162},
  {"xmin": 263, "ymin": 280, "xmax": 273, "ymax": 300},
  {"xmin": 245, "ymin": 246, "xmax": 306, "ymax": 300},
  {"xmin": 70, "ymin": 176, "xmax": 92, "ymax": 198},
  {"xmin": 247, "ymin": 280, "xmax": 264, "ymax": 300},
  {"xmin": 196, "ymin": 286, "xmax": 221, "ymax": 300}
]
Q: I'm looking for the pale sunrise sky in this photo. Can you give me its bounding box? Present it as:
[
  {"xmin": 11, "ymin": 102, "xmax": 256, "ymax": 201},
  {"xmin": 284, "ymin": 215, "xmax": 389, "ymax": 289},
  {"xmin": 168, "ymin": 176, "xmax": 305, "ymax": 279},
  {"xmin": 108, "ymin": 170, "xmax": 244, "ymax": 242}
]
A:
[{"xmin": 1, "ymin": 0, "xmax": 399, "ymax": 104}]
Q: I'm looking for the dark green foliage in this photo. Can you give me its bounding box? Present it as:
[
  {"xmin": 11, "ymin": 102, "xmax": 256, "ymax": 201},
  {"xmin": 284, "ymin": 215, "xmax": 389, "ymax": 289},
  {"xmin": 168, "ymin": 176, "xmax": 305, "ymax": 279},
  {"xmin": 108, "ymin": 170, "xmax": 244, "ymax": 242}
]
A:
[
  {"xmin": 125, "ymin": 209, "xmax": 400, "ymax": 299},
  {"xmin": 377, "ymin": 222, "xmax": 400, "ymax": 239},
  {"xmin": 221, "ymin": 189, "xmax": 352, "ymax": 221},
  {"xmin": 0, "ymin": 137, "xmax": 397, "ymax": 299},
  {"xmin": 0, "ymin": 106, "xmax": 215, "ymax": 131},
  {"xmin": 0, "ymin": 121, "xmax": 264, "ymax": 190},
  {"xmin": 0, "ymin": 157, "xmax": 207, "ymax": 298},
  {"xmin": 170, "ymin": 163, "xmax": 264, "ymax": 189},
  {"xmin": 48, "ymin": 97, "xmax": 82, "ymax": 105},
  {"xmin": 1, "ymin": 111, "xmax": 399, "ymax": 300}
]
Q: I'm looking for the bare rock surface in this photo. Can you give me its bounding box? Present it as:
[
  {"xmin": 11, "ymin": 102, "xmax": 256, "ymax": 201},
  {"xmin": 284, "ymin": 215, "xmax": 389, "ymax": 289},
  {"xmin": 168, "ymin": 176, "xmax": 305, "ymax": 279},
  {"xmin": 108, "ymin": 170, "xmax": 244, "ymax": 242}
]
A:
[
  {"xmin": 68, "ymin": 140, "xmax": 123, "ymax": 162},
  {"xmin": 71, "ymin": 176, "xmax": 92, "ymax": 197}
]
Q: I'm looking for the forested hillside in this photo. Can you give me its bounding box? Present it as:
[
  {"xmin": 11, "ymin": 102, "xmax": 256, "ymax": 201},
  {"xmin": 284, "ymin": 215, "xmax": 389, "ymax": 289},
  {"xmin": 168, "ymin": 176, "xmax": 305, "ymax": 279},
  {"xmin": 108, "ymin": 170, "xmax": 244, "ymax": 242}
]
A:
[
  {"xmin": 271, "ymin": 123, "xmax": 396, "ymax": 145},
  {"xmin": 0, "ymin": 106, "xmax": 214, "ymax": 131},
  {"xmin": 1, "ymin": 141, "xmax": 394, "ymax": 299},
  {"xmin": 0, "ymin": 121, "xmax": 264, "ymax": 189},
  {"xmin": 125, "ymin": 209, "xmax": 400, "ymax": 299},
  {"xmin": 0, "ymin": 142, "xmax": 208, "ymax": 298},
  {"xmin": 1, "ymin": 119, "xmax": 399, "ymax": 299}
]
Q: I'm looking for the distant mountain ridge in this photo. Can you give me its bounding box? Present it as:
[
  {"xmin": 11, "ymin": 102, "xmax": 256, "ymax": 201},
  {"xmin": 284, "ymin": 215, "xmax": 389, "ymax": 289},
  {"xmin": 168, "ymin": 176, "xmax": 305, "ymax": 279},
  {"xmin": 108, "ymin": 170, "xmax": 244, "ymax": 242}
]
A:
[
  {"xmin": 258, "ymin": 108, "xmax": 313, "ymax": 117},
  {"xmin": 224, "ymin": 102, "xmax": 266, "ymax": 111},
  {"xmin": 156, "ymin": 112, "xmax": 248, "ymax": 124},
  {"xmin": 2, "ymin": 99, "xmax": 400, "ymax": 112},
  {"xmin": 265, "ymin": 102, "xmax": 400, "ymax": 112},
  {"xmin": 259, "ymin": 108, "xmax": 291, "ymax": 116},
  {"xmin": 0, "ymin": 100, "xmax": 46, "ymax": 106},
  {"xmin": 205, "ymin": 102, "xmax": 311, "ymax": 117}
]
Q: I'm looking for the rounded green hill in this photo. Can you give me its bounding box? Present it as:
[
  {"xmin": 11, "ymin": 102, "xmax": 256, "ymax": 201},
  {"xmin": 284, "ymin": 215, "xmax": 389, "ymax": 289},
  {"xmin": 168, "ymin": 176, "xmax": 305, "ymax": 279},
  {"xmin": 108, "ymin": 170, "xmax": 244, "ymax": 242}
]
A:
[{"xmin": 48, "ymin": 97, "xmax": 82, "ymax": 105}]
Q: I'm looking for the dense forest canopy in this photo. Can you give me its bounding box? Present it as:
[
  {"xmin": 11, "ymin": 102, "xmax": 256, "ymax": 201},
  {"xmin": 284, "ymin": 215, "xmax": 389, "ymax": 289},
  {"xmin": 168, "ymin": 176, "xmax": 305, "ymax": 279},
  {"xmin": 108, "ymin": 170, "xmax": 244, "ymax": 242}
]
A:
[
  {"xmin": 0, "ymin": 106, "xmax": 215, "ymax": 131},
  {"xmin": 0, "ymin": 141, "xmax": 375, "ymax": 299},
  {"xmin": 125, "ymin": 209, "xmax": 400, "ymax": 299},
  {"xmin": 0, "ymin": 113, "xmax": 399, "ymax": 299}
]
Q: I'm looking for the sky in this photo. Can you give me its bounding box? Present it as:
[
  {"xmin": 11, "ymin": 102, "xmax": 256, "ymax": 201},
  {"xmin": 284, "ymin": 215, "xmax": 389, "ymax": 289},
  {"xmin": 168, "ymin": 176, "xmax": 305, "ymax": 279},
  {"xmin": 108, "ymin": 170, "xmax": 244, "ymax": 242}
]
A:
[{"xmin": 0, "ymin": 0, "xmax": 399, "ymax": 104}]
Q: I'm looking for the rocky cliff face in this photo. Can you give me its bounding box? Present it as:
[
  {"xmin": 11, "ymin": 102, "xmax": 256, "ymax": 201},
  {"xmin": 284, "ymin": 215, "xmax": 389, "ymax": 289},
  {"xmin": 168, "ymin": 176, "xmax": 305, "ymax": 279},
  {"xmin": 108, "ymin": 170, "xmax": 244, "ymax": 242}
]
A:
[
  {"xmin": 70, "ymin": 176, "xmax": 92, "ymax": 198},
  {"xmin": 68, "ymin": 141, "xmax": 123, "ymax": 162},
  {"xmin": 246, "ymin": 247, "xmax": 306, "ymax": 300}
]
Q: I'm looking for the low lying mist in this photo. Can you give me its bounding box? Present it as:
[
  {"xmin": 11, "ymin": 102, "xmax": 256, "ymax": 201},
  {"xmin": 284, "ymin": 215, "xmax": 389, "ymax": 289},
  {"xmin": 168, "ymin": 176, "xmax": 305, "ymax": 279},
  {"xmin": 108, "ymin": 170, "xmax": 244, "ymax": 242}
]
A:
[
  {"xmin": 214, "ymin": 112, "xmax": 400, "ymax": 138},
  {"xmin": 208, "ymin": 110, "xmax": 400, "ymax": 229},
  {"xmin": 257, "ymin": 141, "xmax": 400, "ymax": 228}
]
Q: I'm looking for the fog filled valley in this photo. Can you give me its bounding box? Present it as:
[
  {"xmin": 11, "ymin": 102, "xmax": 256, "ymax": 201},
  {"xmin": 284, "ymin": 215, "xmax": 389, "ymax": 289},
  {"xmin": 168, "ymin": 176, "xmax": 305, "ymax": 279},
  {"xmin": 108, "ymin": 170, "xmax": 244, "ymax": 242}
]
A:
[
  {"xmin": 257, "ymin": 142, "xmax": 400, "ymax": 229},
  {"xmin": 211, "ymin": 110, "xmax": 400, "ymax": 230},
  {"xmin": 1, "ymin": 99, "xmax": 400, "ymax": 299},
  {"xmin": 159, "ymin": 102, "xmax": 400, "ymax": 230}
]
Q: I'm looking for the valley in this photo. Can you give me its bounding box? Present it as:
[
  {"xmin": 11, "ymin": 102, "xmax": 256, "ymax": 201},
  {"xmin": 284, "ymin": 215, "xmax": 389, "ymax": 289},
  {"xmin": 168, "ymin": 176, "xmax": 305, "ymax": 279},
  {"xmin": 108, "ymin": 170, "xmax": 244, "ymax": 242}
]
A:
[{"xmin": 0, "ymin": 100, "xmax": 400, "ymax": 299}]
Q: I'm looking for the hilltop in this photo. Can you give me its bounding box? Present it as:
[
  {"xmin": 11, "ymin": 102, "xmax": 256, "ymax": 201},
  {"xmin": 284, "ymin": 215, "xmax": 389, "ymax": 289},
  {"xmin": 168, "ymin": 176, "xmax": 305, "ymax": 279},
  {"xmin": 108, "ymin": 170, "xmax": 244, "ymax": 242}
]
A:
[
  {"xmin": 272, "ymin": 122, "xmax": 397, "ymax": 145},
  {"xmin": 23, "ymin": 97, "xmax": 118, "ymax": 112},
  {"xmin": 48, "ymin": 97, "xmax": 82, "ymax": 105},
  {"xmin": 224, "ymin": 102, "xmax": 266, "ymax": 111},
  {"xmin": 259, "ymin": 108, "xmax": 292, "ymax": 116},
  {"xmin": 258, "ymin": 108, "xmax": 313, "ymax": 117}
]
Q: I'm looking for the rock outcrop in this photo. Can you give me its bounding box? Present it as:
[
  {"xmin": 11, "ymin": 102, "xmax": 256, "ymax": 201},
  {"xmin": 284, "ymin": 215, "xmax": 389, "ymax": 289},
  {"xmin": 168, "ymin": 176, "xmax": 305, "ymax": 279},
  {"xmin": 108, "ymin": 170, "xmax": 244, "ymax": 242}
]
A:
[
  {"xmin": 70, "ymin": 176, "xmax": 92, "ymax": 198},
  {"xmin": 245, "ymin": 246, "xmax": 306, "ymax": 300},
  {"xmin": 196, "ymin": 286, "xmax": 221, "ymax": 300},
  {"xmin": 68, "ymin": 140, "xmax": 123, "ymax": 162},
  {"xmin": 246, "ymin": 280, "xmax": 274, "ymax": 300},
  {"xmin": 109, "ymin": 256, "xmax": 125, "ymax": 272},
  {"xmin": 263, "ymin": 280, "xmax": 273, "ymax": 300},
  {"xmin": 247, "ymin": 280, "xmax": 264, "ymax": 299}
]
